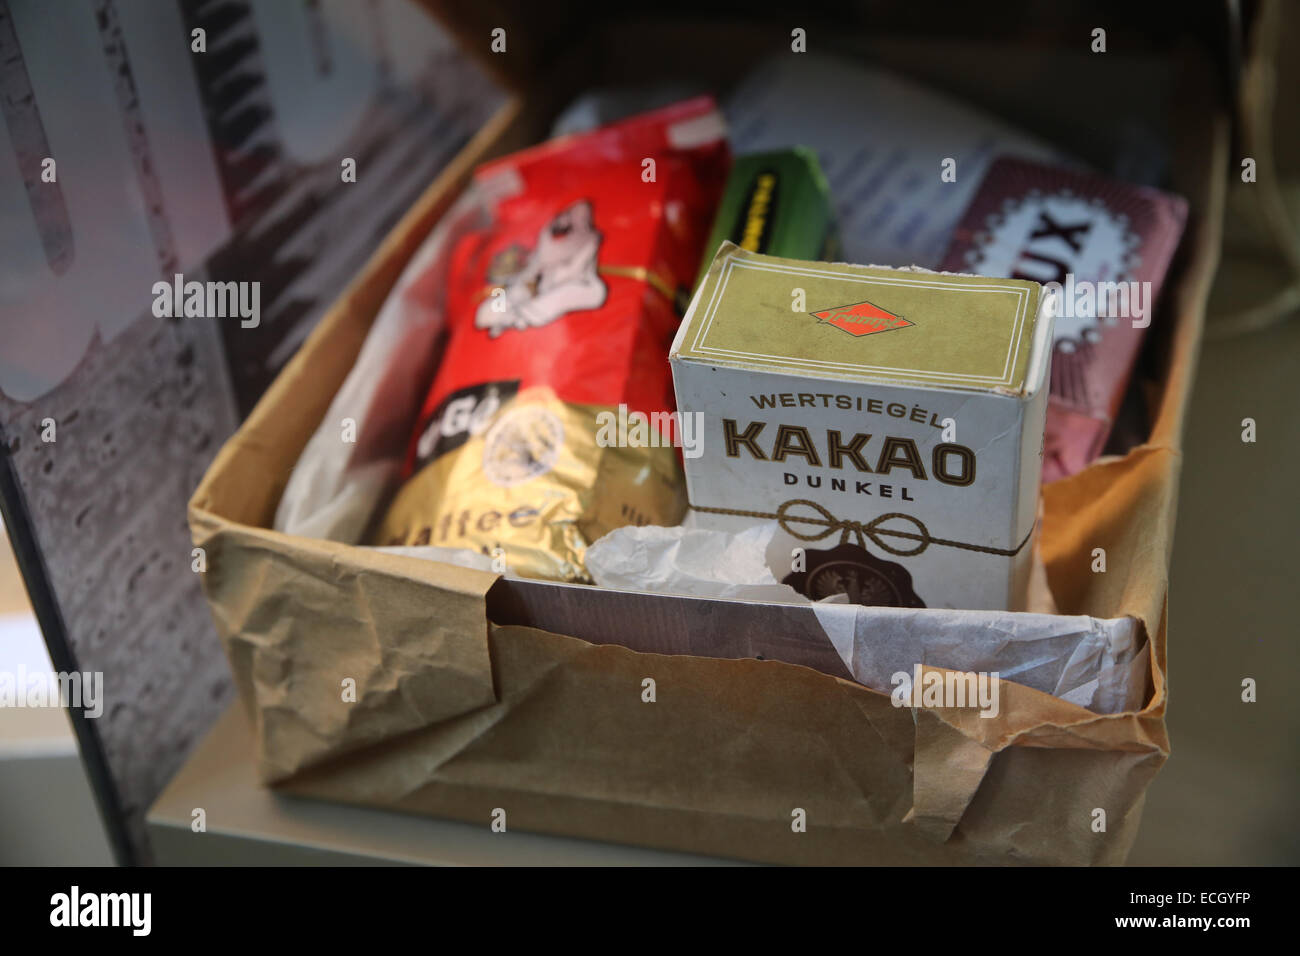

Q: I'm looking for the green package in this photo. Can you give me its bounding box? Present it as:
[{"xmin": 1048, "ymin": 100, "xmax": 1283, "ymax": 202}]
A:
[{"xmin": 695, "ymin": 147, "xmax": 837, "ymax": 290}]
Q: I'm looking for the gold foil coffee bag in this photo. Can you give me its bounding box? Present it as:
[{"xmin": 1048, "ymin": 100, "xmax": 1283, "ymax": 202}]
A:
[
  {"xmin": 371, "ymin": 99, "xmax": 730, "ymax": 580},
  {"xmin": 670, "ymin": 243, "xmax": 1056, "ymax": 610}
]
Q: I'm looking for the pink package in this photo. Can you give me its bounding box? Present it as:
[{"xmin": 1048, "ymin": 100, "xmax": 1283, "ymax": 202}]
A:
[{"xmin": 940, "ymin": 156, "xmax": 1187, "ymax": 482}]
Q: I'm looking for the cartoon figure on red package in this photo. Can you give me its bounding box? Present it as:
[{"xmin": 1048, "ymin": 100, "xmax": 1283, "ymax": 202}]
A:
[{"xmin": 475, "ymin": 200, "xmax": 607, "ymax": 337}]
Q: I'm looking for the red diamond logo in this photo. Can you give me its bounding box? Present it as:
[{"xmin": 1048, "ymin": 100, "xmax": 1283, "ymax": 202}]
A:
[{"xmin": 812, "ymin": 300, "xmax": 913, "ymax": 337}]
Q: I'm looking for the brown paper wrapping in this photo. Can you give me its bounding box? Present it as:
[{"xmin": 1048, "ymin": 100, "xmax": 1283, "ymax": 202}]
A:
[{"xmin": 188, "ymin": 47, "xmax": 1228, "ymax": 862}]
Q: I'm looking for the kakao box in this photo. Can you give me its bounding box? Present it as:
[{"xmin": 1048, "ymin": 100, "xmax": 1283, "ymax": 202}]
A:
[{"xmin": 670, "ymin": 242, "xmax": 1057, "ymax": 610}]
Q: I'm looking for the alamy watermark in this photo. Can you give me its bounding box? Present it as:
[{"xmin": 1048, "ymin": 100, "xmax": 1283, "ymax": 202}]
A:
[
  {"xmin": 595, "ymin": 403, "xmax": 704, "ymax": 458},
  {"xmin": 50, "ymin": 886, "xmax": 150, "ymax": 936},
  {"xmin": 0, "ymin": 666, "xmax": 103, "ymax": 718},
  {"xmin": 891, "ymin": 665, "xmax": 1000, "ymax": 718},
  {"xmin": 1042, "ymin": 274, "xmax": 1154, "ymax": 332},
  {"xmin": 151, "ymin": 273, "xmax": 260, "ymax": 328}
]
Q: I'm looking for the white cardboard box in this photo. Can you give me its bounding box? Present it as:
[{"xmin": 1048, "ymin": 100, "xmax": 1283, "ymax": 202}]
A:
[{"xmin": 671, "ymin": 244, "xmax": 1056, "ymax": 610}]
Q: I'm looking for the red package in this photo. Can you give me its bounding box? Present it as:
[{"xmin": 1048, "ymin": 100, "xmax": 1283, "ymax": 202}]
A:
[{"xmin": 373, "ymin": 98, "xmax": 729, "ymax": 580}]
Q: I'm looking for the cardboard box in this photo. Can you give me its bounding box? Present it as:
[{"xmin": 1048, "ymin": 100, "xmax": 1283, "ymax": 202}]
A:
[
  {"xmin": 187, "ymin": 16, "xmax": 1228, "ymax": 865},
  {"xmin": 672, "ymin": 245, "xmax": 1053, "ymax": 610}
]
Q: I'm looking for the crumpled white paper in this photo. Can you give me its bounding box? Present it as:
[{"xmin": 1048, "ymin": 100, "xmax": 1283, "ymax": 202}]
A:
[
  {"xmin": 804, "ymin": 601, "xmax": 1148, "ymax": 714},
  {"xmin": 587, "ymin": 514, "xmax": 1146, "ymax": 714},
  {"xmin": 275, "ymin": 189, "xmax": 493, "ymax": 542},
  {"xmin": 586, "ymin": 518, "xmax": 797, "ymax": 603}
]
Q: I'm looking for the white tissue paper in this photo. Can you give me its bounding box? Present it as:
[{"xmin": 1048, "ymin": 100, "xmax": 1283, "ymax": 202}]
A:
[
  {"xmin": 585, "ymin": 512, "xmax": 1147, "ymax": 715},
  {"xmin": 275, "ymin": 190, "xmax": 492, "ymax": 543}
]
